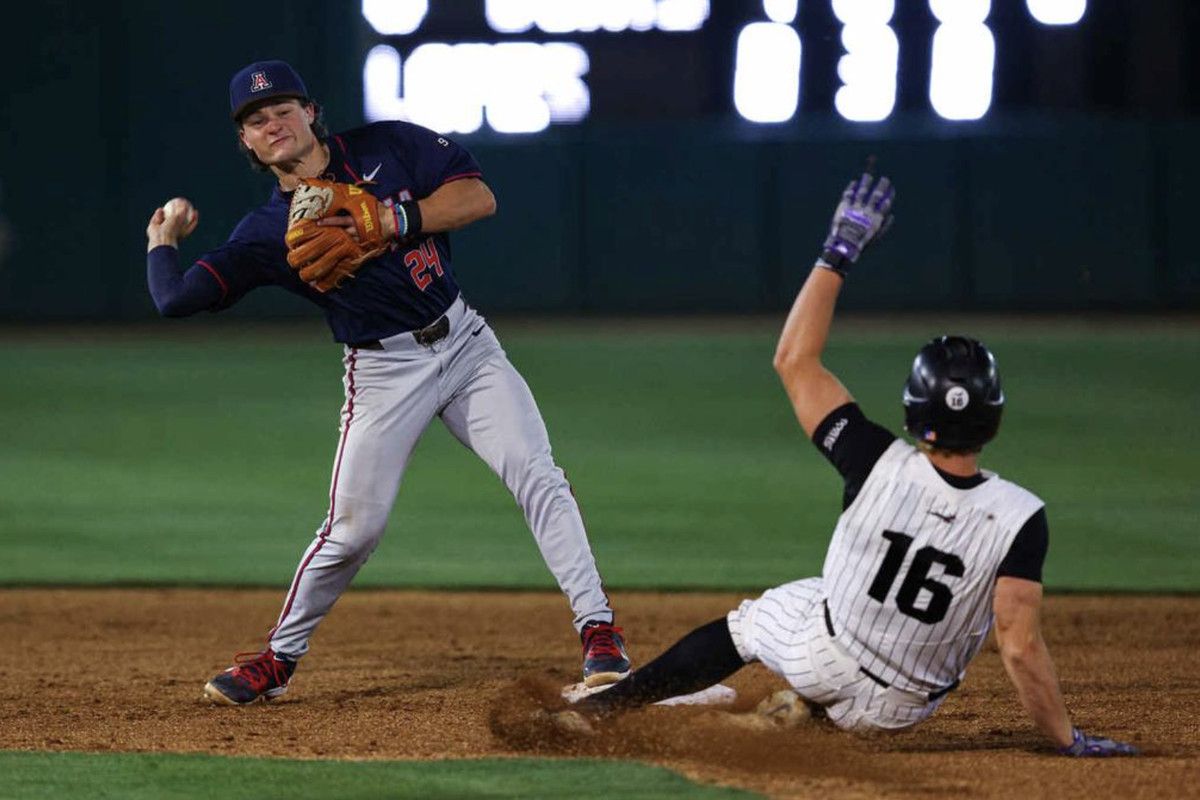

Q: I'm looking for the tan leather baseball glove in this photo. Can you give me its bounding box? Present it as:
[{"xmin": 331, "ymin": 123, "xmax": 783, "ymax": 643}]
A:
[{"xmin": 285, "ymin": 178, "xmax": 390, "ymax": 292}]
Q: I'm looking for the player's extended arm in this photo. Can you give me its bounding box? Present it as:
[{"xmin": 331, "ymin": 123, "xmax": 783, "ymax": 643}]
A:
[
  {"xmin": 319, "ymin": 178, "xmax": 497, "ymax": 243},
  {"xmin": 145, "ymin": 198, "xmax": 223, "ymax": 317},
  {"xmin": 993, "ymin": 577, "xmax": 1138, "ymax": 757},
  {"xmin": 993, "ymin": 577, "xmax": 1074, "ymax": 746},
  {"xmin": 773, "ymin": 170, "xmax": 894, "ymax": 437},
  {"xmin": 411, "ymin": 177, "xmax": 496, "ymax": 234},
  {"xmin": 773, "ymin": 268, "xmax": 853, "ymax": 436}
]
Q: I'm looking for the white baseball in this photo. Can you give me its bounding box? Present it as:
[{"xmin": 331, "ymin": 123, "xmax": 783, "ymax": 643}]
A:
[{"xmin": 163, "ymin": 197, "xmax": 196, "ymax": 225}]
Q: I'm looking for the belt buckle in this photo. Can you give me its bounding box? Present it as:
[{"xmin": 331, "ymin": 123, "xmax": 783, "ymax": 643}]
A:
[{"xmin": 414, "ymin": 315, "xmax": 449, "ymax": 346}]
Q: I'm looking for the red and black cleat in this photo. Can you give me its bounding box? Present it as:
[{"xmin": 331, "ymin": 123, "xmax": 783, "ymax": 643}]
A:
[
  {"xmin": 581, "ymin": 621, "xmax": 631, "ymax": 687},
  {"xmin": 203, "ymin": 649, "xmax": 296, "ymax": 705}
]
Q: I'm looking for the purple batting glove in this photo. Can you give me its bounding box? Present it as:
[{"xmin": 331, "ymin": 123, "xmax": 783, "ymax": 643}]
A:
[
  {"xmin": 817, "ymin": 170, "xmax": 895, "ymax": 276},
  {"xmin": 1058, "ymin": 728, "xmax": 1140, "ymax": 757}
]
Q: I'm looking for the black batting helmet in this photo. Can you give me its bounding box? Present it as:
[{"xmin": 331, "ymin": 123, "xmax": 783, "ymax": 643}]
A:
[{"xmin": 902, "ymin": 336, "xmax": 1004, "ymax": 452}]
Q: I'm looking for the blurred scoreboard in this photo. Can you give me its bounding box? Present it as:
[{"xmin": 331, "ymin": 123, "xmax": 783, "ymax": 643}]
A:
[{"xmin": 359, "ymin": 0, "xmax": 1089, "ymax": 134}]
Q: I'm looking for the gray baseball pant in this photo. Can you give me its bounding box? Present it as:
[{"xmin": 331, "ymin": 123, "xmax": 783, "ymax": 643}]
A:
[{"xmin": 268, "ymin": 295, "xmax": 613, "ymax": 659}]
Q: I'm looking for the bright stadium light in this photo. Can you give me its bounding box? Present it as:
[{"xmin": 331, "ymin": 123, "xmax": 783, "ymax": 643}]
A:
[
  {"xmin": 363, "ymin": 45, "xmax": 407, "ymax": 122},
  {"xmin": 1026, "ymin": 0, "xmax": 1086, "ymax": 26},
  {"xmin": 484, "ymin": 0, "xmax": 708, "ymax": 34},
  {"xmin": 832, "ymin": 0, "xmax": 897, "ymax": 122},
  {"xmin": 928, "ymin": 0, "xmax": 993, "ymax": 121},
  {"xmin": 656, "ymin": 0, "xmax": 709, "ymax": 31},
  {"xmin": 599, "ymin": 0, "xmax": 657, "ymax": 32},
  {"xmin": 485, "ymin": 44, "xmax": 553, "ymax": 133},
  {"xmin": 929, "ymin": 0, "xmax": 989, "ymax": 24},
  {"xmin": 763, "ymin": 0, "xmax": 798, "ymax": 24},
  {"xmin": 483, "ymin": 43, "xmax": 590, "ymax": 132},
  {"xmin": 540, "ymin": 43, "xmax": 591, "ymax": 122},
  {"xmin": 485, "ymin": 0, "xmax": 535, "ymax": 33},
  {"xmin": 733, "ymin": 22, "xmax": 801, "ymax": 123},
  {"xmin": 361, "ymin": 0, "xmax": 428, "ymax": 35},
  {"xmin": 403, "ymin": 43, "xmax": 488, "ymax": 134},
  {"xmin": 831, "ymin": 0, "xmax": 893, "ymax": 24},
  {"xmin": 364, "ymin": 42, "xmax": 590, "ymax": 134}
]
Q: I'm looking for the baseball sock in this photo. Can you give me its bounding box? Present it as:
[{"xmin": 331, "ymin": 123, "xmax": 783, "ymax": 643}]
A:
[{"xmin": 578, "ymin": 617, "xmax": 744, "ymax": 715}]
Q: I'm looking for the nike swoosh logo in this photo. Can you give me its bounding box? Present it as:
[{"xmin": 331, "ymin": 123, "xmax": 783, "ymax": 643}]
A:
[
  {"xmin": 362, "ymin": 163, "xmax": 382, "ymax": 182},
  {"xmin": 471, "ymin": 324, "xmax": 486, "ymax": 336},
  {"xmin": 928, "ymin": 510, "xmax": 957, "ymax": 523}
]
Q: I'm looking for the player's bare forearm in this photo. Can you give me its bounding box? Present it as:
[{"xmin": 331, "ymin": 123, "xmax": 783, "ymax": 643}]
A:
[
  {"xmin": 994, "ymin": 577, "xmax": 1074, "ymax": 748},
  {"xmin": 772, "ymin": 266, "xmax": 853, "ymax": 437},
  {"xmin": 416, "ymin": 178, "xmax": 497, "ymax": 235},
  {"xmin": 1000, "ymin": 634, "xmax": 1075, "ymax": 748},
  {"xmin": 773, "ymin": 167, "xmax": 894, "ymax": 437}
]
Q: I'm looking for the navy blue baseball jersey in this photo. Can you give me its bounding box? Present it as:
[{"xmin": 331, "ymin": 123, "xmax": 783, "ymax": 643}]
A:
[{"xmin": 163, "ymin": 121, "xmax": 482, "ymax": 343}]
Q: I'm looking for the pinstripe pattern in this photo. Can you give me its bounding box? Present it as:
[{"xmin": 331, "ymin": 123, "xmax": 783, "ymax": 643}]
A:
[
  {"xmin": 824, "ymin": 441, "xmax": 1043, "ymax": 692},
  {"xmin": 726, "ymin": 441, "xmax": 1042, "ymax": 732},
  {"xmin": 727, "ymin": 577, "xmax": 945, "ymax": 732}
]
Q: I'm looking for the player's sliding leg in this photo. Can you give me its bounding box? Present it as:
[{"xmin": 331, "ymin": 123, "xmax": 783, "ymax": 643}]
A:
[
  {"xmin": 575, "ymin": 619, "xmax": 746, "ymax": 714},
  {"xmin": 204, "ymin": 349, "xmax": 440, "ymax": 705},
  {"xmin": 437, "ymin": 314, "xmax": 627, "ymax": 684},
  {"xmin": 578, "ymin": 578, "xmax": 836, "ymax": 722}
]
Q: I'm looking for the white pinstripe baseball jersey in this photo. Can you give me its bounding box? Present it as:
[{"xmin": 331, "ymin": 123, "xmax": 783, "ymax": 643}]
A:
[{"xmin": 822, "ymin": 439, "xmax": 1045, "ymax": 693}]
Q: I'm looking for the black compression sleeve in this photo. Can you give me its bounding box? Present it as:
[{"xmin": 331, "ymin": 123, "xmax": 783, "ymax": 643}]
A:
[
  {"xmin": 811, "ymin": 403, "xmax": 897, "ymax": 508},
  {"xmin": 996, "ymin": 507, "xmax": 1050, "ymax": 582},
  {"xmin": 577, "ymin": 618, "xmax": 745, "ymax": 715}
]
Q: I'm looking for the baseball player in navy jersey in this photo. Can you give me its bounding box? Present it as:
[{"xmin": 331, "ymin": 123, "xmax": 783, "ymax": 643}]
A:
[
  {"xmin": 144, "ymin": 60, "xmax": 630, "ymax": 705},
  {"xmin": 572, "ymin": 169, "xmax": 1138, "ymax": 757}
]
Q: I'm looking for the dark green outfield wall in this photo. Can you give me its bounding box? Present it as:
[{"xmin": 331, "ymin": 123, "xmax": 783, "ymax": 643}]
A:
[
  {"xmin": 461, "ymin": 119, "xmax": 1199, "ymax": 313},
  {"xmin": 3, "ymin": 2, "xmax": 1197, "ymax": 319}
]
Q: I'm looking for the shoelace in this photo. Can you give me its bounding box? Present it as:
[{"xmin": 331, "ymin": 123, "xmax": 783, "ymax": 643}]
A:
[
  {"xmin": 583, "ymin": 625, "xmax": 625, "ymax": 658},
  {"xmin": 229, "ymin": 650, "xmax": 290, "ymax": 690}
]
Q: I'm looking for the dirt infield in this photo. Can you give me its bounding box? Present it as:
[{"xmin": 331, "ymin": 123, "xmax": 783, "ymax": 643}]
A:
[{"xmin": 1, "ymin": 589, "xmax": 1195, "ymax": 798}]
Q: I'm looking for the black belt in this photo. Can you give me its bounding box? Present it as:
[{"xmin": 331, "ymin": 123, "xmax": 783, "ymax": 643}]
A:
[
  {"xmin": 822, "ymin": 601, "xmax": 958, "ymax": 702},
  {"xmin": 350, "ymin": 315, "xmax": 450, "ymax": 350}
]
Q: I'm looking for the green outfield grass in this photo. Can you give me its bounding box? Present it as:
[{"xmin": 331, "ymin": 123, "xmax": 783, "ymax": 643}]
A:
[
  {"xmin": 0, "ymin": 318, "xmax": 1196, "ymax": 590},
  {"xmin": 0, "ymin": 751, "xmax": 755, "ymax": 799}
]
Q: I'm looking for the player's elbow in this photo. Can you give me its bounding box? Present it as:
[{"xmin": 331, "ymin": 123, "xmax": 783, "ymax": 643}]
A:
[
  {"xmin": 772, "ymin": 347, "xmax": 815, "ymax": 382},
  {"xmin": 771, "ymin": 351, "xmax": 791, "ymax": 377},
  {"xmin": 478, "ymin": 186, "xmax": 497, "ymax": 219},
  {"xmin": 997, "ymin": 628, "xmax": 1043, "ymax": 669},
  {"xmin": 154, "ymin": 294, "xmax": 195, "ymax": 318},
  {"xmin": 999, "ymin": 639, "xmax": 1033, "ymax": 668}
]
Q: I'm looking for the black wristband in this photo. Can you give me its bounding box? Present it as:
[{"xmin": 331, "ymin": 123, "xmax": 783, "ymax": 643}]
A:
[
  {"xmin": 396, "ymin": 199, "xmax": 423, "ymax": 240},
  {"xmin": 816, "ymin": 249, "xmax": 849, "ymax": 277}
]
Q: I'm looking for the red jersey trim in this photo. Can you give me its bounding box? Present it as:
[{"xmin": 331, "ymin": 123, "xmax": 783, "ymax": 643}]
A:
[
  {"xmin": 195, "ymin": 260, "xmax": 229, "ymax": 300},
  {"xmin": 267, "ymin": 349, "xmax": 359, "ymax": 647},
  {"xmin": 441, "ymin": 171, "xmax": 483, "ymax": 185},
  {"xmin": 331, "ymin": 134, "xmax": 364, "ymax": 183}
]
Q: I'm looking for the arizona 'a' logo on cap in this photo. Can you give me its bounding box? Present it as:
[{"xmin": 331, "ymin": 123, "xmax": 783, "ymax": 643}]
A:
[{"xmin": 250, "ymin": 71, "xmax": 273, "ymax": 92}]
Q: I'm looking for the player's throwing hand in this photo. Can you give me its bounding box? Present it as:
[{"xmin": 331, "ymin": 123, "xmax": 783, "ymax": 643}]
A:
[
  {"xmin": 1057, "ymin": 728, "xmax": 1140, "ymax": 757},
  {"xmin": 146, "ymin": 197, "xmax": 199, "ymax": 252}
]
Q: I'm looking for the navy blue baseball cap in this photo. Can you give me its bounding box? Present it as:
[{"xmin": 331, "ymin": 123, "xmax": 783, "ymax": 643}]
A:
[{"xmin": 229, "ymin": 60, "xmax": 309, "ymax": 120}]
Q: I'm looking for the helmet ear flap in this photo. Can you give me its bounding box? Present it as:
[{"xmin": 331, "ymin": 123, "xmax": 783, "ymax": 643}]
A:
[{"xmin": 902, "ymin": 336, "xmax": 1004, "ymax": 452}]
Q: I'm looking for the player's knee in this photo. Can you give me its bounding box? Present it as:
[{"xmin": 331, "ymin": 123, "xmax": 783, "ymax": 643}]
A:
[
  {"xmin": 505, "ymin": 450, "xmax": 563, "ymax": 496},
  {"xmin": 325, "ymin": 497, "xmax": 390, "ymax": 558}
]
